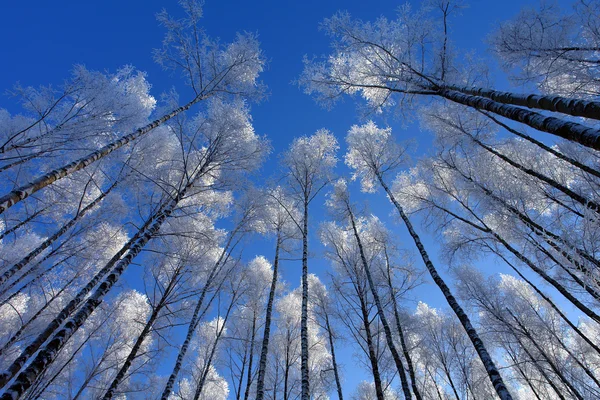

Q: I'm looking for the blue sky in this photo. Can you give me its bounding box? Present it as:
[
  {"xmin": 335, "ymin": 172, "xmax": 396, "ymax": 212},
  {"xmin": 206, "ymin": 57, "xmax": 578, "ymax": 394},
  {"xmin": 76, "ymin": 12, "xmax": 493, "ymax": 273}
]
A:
[{"xmin": 0, "ymin": 0, "xmax": 556, "ymax": 397}]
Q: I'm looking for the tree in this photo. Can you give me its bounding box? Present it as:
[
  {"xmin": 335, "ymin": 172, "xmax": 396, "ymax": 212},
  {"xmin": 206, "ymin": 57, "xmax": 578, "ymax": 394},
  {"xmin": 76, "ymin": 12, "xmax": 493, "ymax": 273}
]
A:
[
  {"xmin": 0, "ymin": 99, "xmax": 268, "ymax": 399},
  {"xmin": 253, "ymin": 187, "xmax": 301, "ymax": 400},
  {"xmin": 0, "ymin": 0, "xmax": 265, "ymax": 215},
  {"xmin": 326, "ymin": 179, "xmax": 414, "ymax": 400},
  {"xmin": 344, "ymin": 121, "xmax": 514, "ymax": 399},
  {"xmin": 301, "ymin": 3, "xmax": 600, "ymax": 150},
  {"xmin": 280, "ymin": 129, "xmax": 338, "ymax": 400}
]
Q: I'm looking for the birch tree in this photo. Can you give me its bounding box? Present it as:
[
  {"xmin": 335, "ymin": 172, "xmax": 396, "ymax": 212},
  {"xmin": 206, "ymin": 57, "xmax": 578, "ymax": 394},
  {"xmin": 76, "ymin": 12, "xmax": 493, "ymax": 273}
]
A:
[
  {"xmin": 345, "ymin": 121, "xmax": 514, "ymax": 399},
  {"xmin": 301, "ymin": 2, "xmax": 600, "ymax": 150},
  {"xmin": 281, "ymin": 130, "xmax": 338, "ymax": 400}
]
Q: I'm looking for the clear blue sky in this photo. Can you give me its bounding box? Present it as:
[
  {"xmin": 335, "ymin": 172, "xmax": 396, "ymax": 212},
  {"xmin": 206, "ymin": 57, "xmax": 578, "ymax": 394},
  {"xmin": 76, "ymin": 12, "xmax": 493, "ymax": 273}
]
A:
[{"xmin": 0, "ymin": 0, "xmax": 550, "ymax": 398}]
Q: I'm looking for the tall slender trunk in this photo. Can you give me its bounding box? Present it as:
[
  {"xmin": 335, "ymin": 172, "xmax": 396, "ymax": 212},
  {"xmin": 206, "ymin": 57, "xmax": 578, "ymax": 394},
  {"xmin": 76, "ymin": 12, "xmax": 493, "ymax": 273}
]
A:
[
  {"xmin": 255, "ymin": 231, "xmax": 281, "ymax": 400},
  {"xmin": 0, "ymin": 253, "xmax": 73, "ymax": 306},
  {"xmin": 0, "ymin": 208, "xmax": 46, "ymax": 241},
  {"xmin": 530, "ymin": 239, "xmax": 600, "ymax": 301},
  {"xmin": 300, "ymin": 198, "xmax": 310, "ymax": 400},
  {"xmin": 383, "ymin": 250, "xmax": 422, "ymax": 400},
  {"xmin": 442, "ymin": 363, "xmax": 461, "ymax": 400},
  {"xmin": 324, "ymin": 313, "xmax": 344, "ymax": 400},
  {"xmin": 436, "ymin": 89, "xmax": 600, "ymax": 150},
  {"xmin": 376, "ymin": 173, "xmax": 514, "ymax": 400},
  {"xmin": 0, "ymin": 165, "xmax": 206, "ymax": 400},
  {"xmin": 529, "ymin": 303, "xmax": 600, "ymax": 392},
  {"xmin": 0, "ymin": 94, "xmax": 206, "ymax": 215},
  {"xmin": 487, "ymin": 225, "xmax": 600, "ymax": 324},
  {"xmin": 445, "ymin": 85, "xmax": 600, "ymax": 121},
  {"xmin": 283, "ymin": 332, "xmax": 291, "ymax": 400},
  {"xmin": 505, "ymin": 349, "xmax": 543, "ymax": 400},
  {"xmin": 453, "ymin": 165, "xmax": 600, "ymax": 275},
  {"xmin": 0, "ymin": 179, "xmax": 119, "ymax": 286},
  {"xmin": 358, "ymin": 287, "xmax": 386, "ymax": 400},
  {"xmin": 160, "ymin": 233, "xmax": 237, "ymax": 400},
  {"xmin": 101, "ymin": 267, "xmax": 182, "ymax": 399},
  {"xmin": 236, "ymin": 346, "xmax": 249, "ymax": 400},
  {"xmin": 428, "ymin": 186, "xmax": 600, "ymax": 324},
  {"xmin": 193, "ymin": 294, "xmax": 237, "ymax": 400},
  {"xmin": 243, "ymin": 310, "xmax": 257, "ymax": 400},
  {"xmin": 346, "ymin": 205, "xmax": 412, "ymax": 400}
]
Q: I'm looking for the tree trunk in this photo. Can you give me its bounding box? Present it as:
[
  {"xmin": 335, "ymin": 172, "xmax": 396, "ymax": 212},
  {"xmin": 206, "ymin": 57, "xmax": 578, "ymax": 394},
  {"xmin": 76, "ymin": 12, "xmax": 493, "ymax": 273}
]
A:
[
  {"xmin": 445, "ymin": 85, "xmax": 600, "ymax": 121},
  {"xmin": 513, "ymin": 334, "xmax": 567, "ymax": 400},
  {"xmin": 324, "ymin": 313, "xmax": 344, "ymax": 400},
  {"xmin": 347, "ymin": 206, "xmax": 412, "ymax": 400},
  {"xmin": 101, "ymin": 267, "xmax": 181, "ymax": 399},
  {"xmin": 255, "ymin": 232, "xmax": 281, "ymax": 400},
  {"xmin": 243, "ymin": 310, "xmax": 257, "ymax": 400},
  {"xmin": 0, "ymin": 209, "xmax": 156, "ymax": 390},
  {"xmin": 0, "ymin": 275, "xmax": 76, "ymax": 358},
  {"xmin": 478, "ymin": 111, "xmax": 600, "ymax": 180},
  {"xmin": 436, "ymin": 89, "xmax": 600, "ymax": 151},
  {"xmin": 300, "ymin": 198, "xmax": 310, "ymax": 400},
  {"xmin": 488, "ymin": 225, "xmax": 600, "ymax": 324},
  {"xmin": 0, "ymin": 94, "xmax": 206, "ymax": 215},
  {"xmin": 0, "ymin": 208, "xmax": 46, "ymax": 241},
  {"xmin": 376, "ymin": 173, "xmax": 514, "ymax": 400},
  {"xmin": 193, "ymin": 294, "xmax": 236, "ymax": 400},
  {"xmin": 384, "ymin": 251, "xmax": 422, "ymax": 400},
  {"xmin": 497, "ymin": 254, "xmax": 600, "ymax": 355},
  {"xmin": 508, "ymin": 309, "xmax": 585, "ymax": 400},
  {"xmin": 160, "ymin": 233, "xmax": 236, "ymax": 400},
  {"xmin": 358, "ymin": 286, "xmax": 386, "ymax": 400},
  {"xmin": 469, "ymin": 134, "xmax": 600, "ymax": 214}
]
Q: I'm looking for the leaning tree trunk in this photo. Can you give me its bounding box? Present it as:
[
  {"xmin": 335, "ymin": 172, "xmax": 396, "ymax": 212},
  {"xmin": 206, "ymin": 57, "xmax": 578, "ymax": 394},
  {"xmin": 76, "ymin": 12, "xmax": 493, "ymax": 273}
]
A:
[
  {"xmin": 193, "ymin": 295, "xmax": 236, "ymax": 400},
  {"xmin": 375, "ymin": 173, "xmax": 514, "ymax": 400},
  {"xmin": 0, "ymin": 94, "xmax": 207, "ymax": 215},
  {"xmin": 512, "ymin": 333, "xmax": 567, "ymax": 400},
  {"xmin": 300, "ymin": 198, "xmax": 310, "ymax": 400},
  {"xmin": 324, "ymin": 312, "xmax": 344, "ymax": 400},
  {"xmin": 485, "ymin": 221, "xmax": 600, "ymax": 324},
  {"xmin": 383, "ymin": 250, "xmax": 422, "ymax": 400},
  {"xmin": 101, "ymin": 266, "xmax": 182, "ymax": 399},
  {"xmin": 0, "ymin": 275, "xmax": 76, "ymax": 358},
  {"xmin": 445, "ymin": 85, "xmax": 600, "ymax": 121},
  {"xmin": 453, "ymin": 165, "xmax": 600, "ymax": 274},
  {"xmin": 255, "ymin": 231, "xmax": 281, "ymax": 400},
  {"xmin": 346, "ymin": 206, "xmax": 412, "ymax": 400},
  {"xmin": 0, "ymin": 208, "xmax": 46, "ymax": 241},
  {"xmin": 0, "ymin": 178, "xmax": 119, "ymax": 286},
  {"xmin": 159, "ymin": 234, "xmax": 236, "ymax": 400},
  {"xmin": 0, "ymin": 166, "xmax": 205, "ymax": 400},
  {"xmin": 435, "ymin": 88, "xmax": 600, "ymax": 150},
  {"xmin": 243, "ymin": 310, "xmax": 257, "ymax": 400},
  {"xmin": 358, "ymin": 285, "xmax": 386, "ymax": 400}
]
